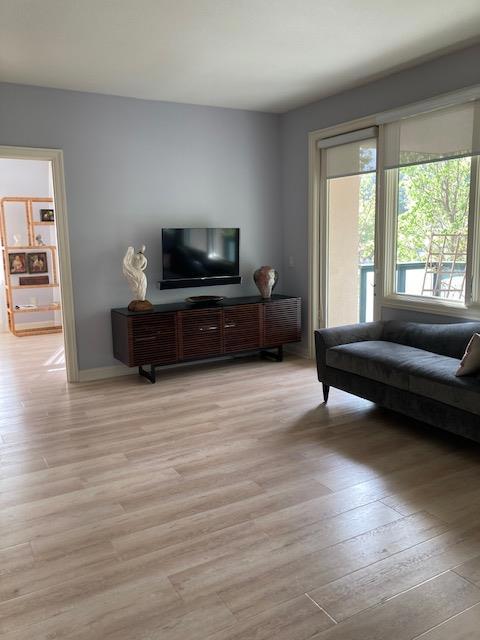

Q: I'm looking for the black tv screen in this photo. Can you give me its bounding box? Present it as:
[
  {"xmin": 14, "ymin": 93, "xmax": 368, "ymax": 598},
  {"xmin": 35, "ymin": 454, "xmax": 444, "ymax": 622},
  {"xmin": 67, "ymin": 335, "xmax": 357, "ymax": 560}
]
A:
[{"xmin": 161, "ymin": 228, "xmax": 240, "ymax": 289}]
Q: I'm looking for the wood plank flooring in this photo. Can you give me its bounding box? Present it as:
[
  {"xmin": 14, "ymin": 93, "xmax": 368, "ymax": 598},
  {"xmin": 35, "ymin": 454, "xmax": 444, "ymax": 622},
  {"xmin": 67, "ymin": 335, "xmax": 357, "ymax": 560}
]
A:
[{"xmin": 1, "ymin": 331, "xmax": 480, "ymax": 639}]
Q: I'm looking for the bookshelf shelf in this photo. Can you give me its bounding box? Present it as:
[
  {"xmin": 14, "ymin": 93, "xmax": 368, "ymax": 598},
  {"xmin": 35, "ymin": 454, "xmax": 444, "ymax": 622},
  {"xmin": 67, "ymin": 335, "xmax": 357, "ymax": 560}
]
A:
[
  {"xmin": 2, "ymin": 245, "xmax": 57, "ymax": 250},
  {"xmin": 0, "ymin": 196, "xmax": 62, "ymax": 336},
  {"xmin": 11, "ymin": 283, "xmax": 60, "ymax": 290},
  {"xmin": 13, "ymin": 325, "xmax": 62, "ymax": 337},
  {"xmin": 10, "ymin": 303, "xmax": 61, "ymax": 314}
]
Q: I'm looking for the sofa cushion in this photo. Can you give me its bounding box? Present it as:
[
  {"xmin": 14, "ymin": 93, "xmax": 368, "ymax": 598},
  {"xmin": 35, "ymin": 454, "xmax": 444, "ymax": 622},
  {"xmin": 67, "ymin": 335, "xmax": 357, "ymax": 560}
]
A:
[
  {"xmin": 408, "ymin": 357, "xmax": 480, "ymax": 415},
  {"xmin": 326, "ymin": 341, "xmax": 422, "ymax": 391},
  {"xmin": 382, "ymin": 321, "xmax": 480, "ymax": 359},
  {"xmin": 327, "ymin": 340, "xmax": 480, "ymax": 416}
]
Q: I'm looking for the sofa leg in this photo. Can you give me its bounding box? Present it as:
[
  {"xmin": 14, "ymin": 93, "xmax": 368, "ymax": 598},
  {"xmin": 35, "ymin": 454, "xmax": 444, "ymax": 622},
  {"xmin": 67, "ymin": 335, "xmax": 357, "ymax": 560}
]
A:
[{"xmin": 322, "ymin": 383, "xmax": 330, "ymax": 403}]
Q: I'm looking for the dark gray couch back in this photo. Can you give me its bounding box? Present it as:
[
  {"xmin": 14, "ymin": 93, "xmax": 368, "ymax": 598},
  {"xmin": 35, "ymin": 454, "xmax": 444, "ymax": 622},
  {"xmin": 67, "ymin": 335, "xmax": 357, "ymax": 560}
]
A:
[{"xmin": 382, "ymin": 321, "xmax": 480, "ymax": 359}]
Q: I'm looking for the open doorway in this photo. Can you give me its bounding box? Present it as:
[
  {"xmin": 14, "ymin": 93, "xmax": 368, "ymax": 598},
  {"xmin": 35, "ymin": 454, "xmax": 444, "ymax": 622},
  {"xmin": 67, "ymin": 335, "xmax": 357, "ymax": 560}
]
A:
[
  {"xmin": 0, "ymin": 158, "xmax": 65, "ymax": 379},
  {"xmin": 0, "ymin": 148, "xmax": 78, "ymax": 382}
]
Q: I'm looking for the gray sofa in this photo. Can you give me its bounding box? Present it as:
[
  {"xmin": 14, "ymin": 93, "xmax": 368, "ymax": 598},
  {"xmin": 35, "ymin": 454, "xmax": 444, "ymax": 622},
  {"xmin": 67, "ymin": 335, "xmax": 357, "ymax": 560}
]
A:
[{"xmin": 315, "ymin": 321, "xmax": 480, "ymax": 442}]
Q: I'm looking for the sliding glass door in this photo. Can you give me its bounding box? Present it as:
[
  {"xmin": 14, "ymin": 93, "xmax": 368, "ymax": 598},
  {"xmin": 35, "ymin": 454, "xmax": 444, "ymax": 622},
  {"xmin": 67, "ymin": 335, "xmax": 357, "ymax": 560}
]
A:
[{"xmin": 320, "ymin": 129, "xmax": 378, "ymax": 327}]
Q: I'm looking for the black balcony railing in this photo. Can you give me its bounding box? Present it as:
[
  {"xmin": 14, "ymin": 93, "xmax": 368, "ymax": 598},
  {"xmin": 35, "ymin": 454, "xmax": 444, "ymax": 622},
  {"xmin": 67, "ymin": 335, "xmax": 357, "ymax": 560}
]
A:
[{"xmin": 359, "ymin": 262, "xmax": 466, "ymax": 322}]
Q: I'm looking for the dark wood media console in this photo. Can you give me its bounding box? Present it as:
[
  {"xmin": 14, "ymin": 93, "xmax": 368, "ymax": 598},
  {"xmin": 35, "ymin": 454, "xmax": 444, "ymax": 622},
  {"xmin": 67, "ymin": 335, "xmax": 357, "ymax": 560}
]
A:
[{"xmin": 111, "ymin": 295, "xmax": 301, "ymax": 382}]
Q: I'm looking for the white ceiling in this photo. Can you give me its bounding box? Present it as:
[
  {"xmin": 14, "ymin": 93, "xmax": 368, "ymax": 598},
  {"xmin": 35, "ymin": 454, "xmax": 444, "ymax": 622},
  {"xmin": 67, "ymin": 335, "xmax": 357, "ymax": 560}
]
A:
[{"xmin": 1, "ymin": 0, "xmax": 480, "ymax": 113}]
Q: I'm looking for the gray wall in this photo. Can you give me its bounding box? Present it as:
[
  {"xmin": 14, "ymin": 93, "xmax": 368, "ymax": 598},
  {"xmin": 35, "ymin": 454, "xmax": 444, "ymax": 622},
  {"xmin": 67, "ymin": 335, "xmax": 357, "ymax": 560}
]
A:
[
  {"xmin": 0, "ymin": 83, "xmax": 282, "ymax": 370},
  {"xmin": 280, "ymin": 43, "xmax": 480, "ymax": 345}
]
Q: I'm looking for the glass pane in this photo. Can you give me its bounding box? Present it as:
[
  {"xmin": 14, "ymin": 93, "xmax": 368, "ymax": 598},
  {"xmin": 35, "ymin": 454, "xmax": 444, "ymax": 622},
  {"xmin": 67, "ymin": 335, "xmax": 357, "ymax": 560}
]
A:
[
  {"xmin": 327, "ymin": 170, "xmax": 376, "ymax": 326},
  {"xmin": 394, "ymin": 156, "xmax": 470, "ymax": 302}
]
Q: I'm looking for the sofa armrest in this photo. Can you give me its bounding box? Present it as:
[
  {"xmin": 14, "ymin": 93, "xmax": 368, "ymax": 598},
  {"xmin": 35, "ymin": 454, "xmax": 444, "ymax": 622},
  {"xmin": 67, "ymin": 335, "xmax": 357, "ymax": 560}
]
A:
[{"xmin": 314, "ymin": 321, "xmax": 384, "ymax": 381}]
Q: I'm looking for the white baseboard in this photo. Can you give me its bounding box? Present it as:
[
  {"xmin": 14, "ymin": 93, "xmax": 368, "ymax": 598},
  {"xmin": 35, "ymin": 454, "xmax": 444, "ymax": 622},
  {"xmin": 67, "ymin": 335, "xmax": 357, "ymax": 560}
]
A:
[
  {"xmin": 284, "ymin": 344, "xmax": 311, "ymax": 359},
  {"xmin": 78, "ymin": 364, "xmax": 135, "ymax": 382},
  {"xmin": 78, "ymin": 345, "xmax": 312, "ymax": 382},
  {"xmin": 78, "ymin": 356, "xmax": 231, "ymax": 382}
]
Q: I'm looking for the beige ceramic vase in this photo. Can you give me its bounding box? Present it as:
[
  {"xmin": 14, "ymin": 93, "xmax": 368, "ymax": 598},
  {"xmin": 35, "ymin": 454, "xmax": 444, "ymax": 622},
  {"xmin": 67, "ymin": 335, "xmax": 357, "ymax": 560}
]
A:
[{"xmin": 253, "ymin": 266, "xmax": 278, "ymax": 299}]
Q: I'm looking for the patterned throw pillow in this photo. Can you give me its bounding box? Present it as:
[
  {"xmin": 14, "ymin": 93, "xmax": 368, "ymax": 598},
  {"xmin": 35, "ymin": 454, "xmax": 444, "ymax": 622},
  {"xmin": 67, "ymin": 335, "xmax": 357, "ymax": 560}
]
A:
[{"xmin": 456, "ymin": 333, "xmax": 480, "ymax": 377}]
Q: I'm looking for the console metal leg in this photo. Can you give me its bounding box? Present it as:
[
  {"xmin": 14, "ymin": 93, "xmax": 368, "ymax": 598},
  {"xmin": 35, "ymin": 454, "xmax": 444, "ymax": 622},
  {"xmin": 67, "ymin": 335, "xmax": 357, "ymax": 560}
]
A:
[
  {"xmin": 322, "ymin": 383, "xmax": 330, "ymax": 403},
  {"xmin": 260, "ymin": 345, "xmax": 283, "ymax": 362},
  {"xmin": 139, "ymin": 364, "xmax": 156, "ymax": 383}
]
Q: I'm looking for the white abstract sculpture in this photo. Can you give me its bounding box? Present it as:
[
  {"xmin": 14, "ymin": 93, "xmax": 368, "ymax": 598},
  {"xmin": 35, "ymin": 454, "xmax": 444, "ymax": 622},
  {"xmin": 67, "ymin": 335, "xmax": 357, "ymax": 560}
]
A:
[{"xmin": 122, "ymin": 245, "xmax": 153, "ymax": 311}]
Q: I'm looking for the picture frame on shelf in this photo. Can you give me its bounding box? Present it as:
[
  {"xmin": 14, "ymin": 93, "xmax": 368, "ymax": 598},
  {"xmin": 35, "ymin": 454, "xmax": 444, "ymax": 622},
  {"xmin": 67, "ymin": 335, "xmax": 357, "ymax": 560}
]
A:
[
  {"xmin": 40, "ymin": 209, "xmax": 55, "ymax": 222},
  {"xmin": 8, "ymin": 252, "xmax": 27, "ymax": 274},
  {"xmin": 27, "ymin": 252, "xmax": 48, "ymax": 274}
]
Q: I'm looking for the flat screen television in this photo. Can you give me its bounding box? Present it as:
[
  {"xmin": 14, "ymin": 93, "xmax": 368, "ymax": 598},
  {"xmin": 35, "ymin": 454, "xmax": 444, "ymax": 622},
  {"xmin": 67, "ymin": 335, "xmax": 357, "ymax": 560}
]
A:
[{"xmin": 160, "ymin": 228, "xmax": 241, "ymax": 290}]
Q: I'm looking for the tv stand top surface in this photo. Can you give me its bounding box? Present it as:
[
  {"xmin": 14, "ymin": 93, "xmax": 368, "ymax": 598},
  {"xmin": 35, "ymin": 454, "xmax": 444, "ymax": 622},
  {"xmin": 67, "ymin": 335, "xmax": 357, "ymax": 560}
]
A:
[{"xmin": 112, "ymin": 294, "xmax": 299, "ymax": 317}]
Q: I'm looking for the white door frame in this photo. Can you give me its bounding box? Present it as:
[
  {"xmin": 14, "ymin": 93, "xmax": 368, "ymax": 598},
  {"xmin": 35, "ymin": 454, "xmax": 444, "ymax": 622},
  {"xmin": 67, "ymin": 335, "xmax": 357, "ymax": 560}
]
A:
[{"xmin": 0, "ymin": 145, "xmax": 79, "ymax": 382}]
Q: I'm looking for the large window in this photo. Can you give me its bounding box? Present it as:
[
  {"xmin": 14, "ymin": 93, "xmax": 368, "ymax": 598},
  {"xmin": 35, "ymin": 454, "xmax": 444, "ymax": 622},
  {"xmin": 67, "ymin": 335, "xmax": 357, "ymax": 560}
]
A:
[
  {"xmin": 392, "ymin": 157, "xmax": 470, "ymax": 301},
  {"xmin": 384, "ymin": 100, "xmax": 480, "ymax": 309},
  {"xmin": 311, "ymin": 93, "xmax": 480, "ymax": 357}
]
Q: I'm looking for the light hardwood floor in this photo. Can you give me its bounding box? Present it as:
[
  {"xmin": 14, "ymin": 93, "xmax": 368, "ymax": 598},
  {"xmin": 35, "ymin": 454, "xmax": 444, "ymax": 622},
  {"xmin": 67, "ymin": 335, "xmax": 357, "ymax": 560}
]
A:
[{"xmin": 1, "ymin": 331, "xmax": 480, "ymax": 639}]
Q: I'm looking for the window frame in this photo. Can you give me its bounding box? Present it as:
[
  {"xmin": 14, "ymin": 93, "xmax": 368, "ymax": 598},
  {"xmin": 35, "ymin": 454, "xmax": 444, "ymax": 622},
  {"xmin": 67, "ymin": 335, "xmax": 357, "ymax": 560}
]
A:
[
  {"xmin": 381, "ymin": 146, "xmax": 480, "ymax": 318},
  {"xmin": 377, "ymin": 156, "xmax": 480, "ymax": 318}
]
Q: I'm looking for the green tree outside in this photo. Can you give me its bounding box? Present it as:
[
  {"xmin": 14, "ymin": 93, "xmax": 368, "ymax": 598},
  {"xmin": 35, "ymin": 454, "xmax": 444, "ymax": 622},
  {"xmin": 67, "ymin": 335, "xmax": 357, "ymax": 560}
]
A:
[{"xmin": 358, "ymin": 157, "xmax": 470, "ymax": 265}]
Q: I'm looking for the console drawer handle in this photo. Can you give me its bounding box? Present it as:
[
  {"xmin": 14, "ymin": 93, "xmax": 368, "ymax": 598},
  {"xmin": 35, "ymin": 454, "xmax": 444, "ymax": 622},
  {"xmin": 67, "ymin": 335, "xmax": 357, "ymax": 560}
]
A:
[
  {"xmin": 199, "ymin": 325, "xmax": 218, "ymax": 332},
  {"xmin": 225, "ymin": 323, "xmax": 236, "ymax": 328}
]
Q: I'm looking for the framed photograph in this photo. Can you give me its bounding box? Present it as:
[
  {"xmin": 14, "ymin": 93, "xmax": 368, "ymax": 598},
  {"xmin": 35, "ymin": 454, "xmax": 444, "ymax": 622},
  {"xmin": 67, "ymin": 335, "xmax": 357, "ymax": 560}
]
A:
[
  {"xmin": 40, "ymin": 209, "xmax": 55, "ymax": 222},
  {"xmin": 8, "ymin": 252, "xmax": 27, "ymax": 274},
  {"xmin": 27, "ymin": 252, "xmax": 48, "ymax": 274}
]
